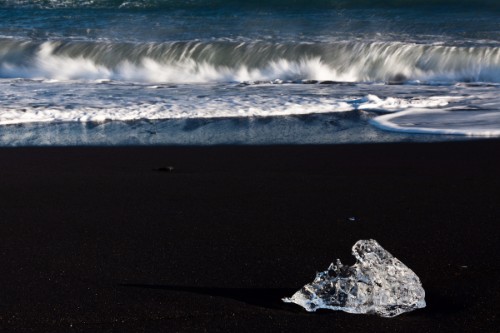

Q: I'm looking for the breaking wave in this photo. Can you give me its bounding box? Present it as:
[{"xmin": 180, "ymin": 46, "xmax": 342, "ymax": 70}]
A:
[{"xmin": 0, "ymin": 39, "xmax": 499, "ymax": 84}]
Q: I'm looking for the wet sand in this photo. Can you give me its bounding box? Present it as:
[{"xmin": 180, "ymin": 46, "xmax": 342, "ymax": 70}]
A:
[{"xmin": 0, "ymin": 142, "xmax": 499, "ymax": 332}]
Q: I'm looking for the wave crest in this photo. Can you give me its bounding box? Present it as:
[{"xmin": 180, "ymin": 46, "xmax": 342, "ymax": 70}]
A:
[{"xmin": 1, "ymin": 39, "xmax": 499, "ymax": 83}]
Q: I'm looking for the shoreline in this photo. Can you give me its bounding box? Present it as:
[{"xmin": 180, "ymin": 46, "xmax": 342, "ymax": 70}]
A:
[{"xmin": 0, "ymin": 141, "xmax": 499, "ymax": 331}]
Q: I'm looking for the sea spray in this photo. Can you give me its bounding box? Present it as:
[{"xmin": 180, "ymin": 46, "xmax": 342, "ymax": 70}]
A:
[{"xmin": 1, "ymin": 40, "xmax": 499, "ymax": 83}]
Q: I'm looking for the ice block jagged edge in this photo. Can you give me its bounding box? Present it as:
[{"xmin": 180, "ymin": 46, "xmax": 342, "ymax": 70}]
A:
[{"xmin": 283, "ymin": 239, "xmax": 426, "ymax": 317}]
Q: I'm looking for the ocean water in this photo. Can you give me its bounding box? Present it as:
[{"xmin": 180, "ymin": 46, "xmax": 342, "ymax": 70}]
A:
[{"xmin": 0, "ymin": 0, "xmax": 498, "ymax": 145}]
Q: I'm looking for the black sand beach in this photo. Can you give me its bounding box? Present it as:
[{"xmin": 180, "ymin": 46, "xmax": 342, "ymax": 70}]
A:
[{"xmin": 0, "ymin": 142, "xmax": 499, "ymax": 332}]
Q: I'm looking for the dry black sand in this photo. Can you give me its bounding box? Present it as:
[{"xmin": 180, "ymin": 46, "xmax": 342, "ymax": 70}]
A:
[{"xmin": 0, "ymin": 142, "xmax": 499, "ymax": 332}]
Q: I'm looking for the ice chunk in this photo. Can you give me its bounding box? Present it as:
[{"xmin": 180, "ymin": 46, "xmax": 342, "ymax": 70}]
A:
[{"xmin": 283, "ymin": 239, "xmax": 426, "ymax": 317}]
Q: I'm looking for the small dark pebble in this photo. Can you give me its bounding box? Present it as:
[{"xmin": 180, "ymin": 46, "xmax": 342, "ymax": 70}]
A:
[{"xmin": 155, "ymin": 166, "xmax": 175, "ymax": 172}]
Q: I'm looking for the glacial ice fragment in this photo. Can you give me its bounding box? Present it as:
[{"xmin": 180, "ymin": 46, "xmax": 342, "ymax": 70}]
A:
[{"xmin": 283, "ymin": 239, "xmax": 426, "ymax": 317}]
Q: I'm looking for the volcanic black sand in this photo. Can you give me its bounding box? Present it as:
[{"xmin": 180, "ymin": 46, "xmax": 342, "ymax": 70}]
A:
[{"xmin": 0, "ymin": 142, "xmax": 499, "ymax": 332}]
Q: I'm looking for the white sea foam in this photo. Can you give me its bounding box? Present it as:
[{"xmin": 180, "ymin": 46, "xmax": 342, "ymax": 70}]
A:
[
  {"xmin": 0, "ymin": 89, "xmax": 477, "ymax": 126},
  {"xmin": 371, "ymin": 109, "xmax": 500, "ymax": 137},
  {"xmin": 0, "ymin": 96, "xmax": 354, "ymax": 125},
  {"xmin": 356, "ymin": 94, "xmax": 460, "ymax": 112}
]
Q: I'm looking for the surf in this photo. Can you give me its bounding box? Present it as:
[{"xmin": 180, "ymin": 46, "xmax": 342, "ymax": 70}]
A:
[{"xmin": 0, "ymin": 39, "xmax": 499, "ymax": 84}]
